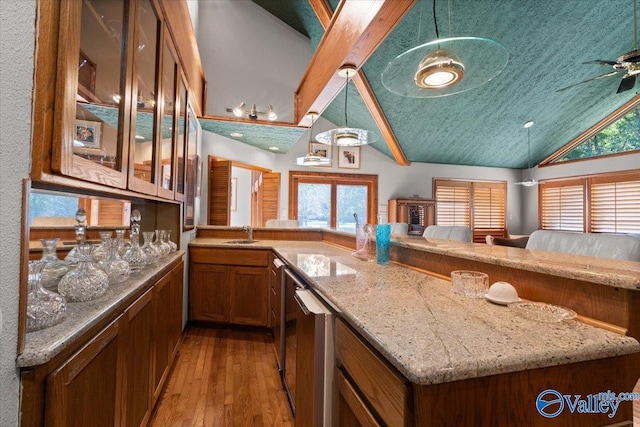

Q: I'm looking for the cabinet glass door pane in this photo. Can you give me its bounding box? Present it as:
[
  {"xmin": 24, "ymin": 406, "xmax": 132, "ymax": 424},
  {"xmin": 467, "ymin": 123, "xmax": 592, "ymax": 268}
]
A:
[
  {"xmin": 297, "ymin": 183, "xmax": 331, "ymax": 228},
  {"xmin": 175, "ymin": 79, "xmax": 187, "ymax": 197},
  {"xmin": 75, "ymin": 0, "xmax": 126, "ymax": 170},
  {"xmin": 131, "ymin": 0, "xmax": 159, "ymax": 184},
  {"xmin": 337, "ymin": 185, "xmax": 367, "ymax": 232},
  {"xmin": 160, "ymin": 44, "xmax": 177, "ymax": 191}
]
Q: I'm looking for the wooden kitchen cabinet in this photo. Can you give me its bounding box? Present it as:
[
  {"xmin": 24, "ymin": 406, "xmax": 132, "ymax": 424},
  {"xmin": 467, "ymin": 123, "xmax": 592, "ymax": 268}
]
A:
[
  {"xmin": 388, "ymin": 198, "xmax": 436, "ymax": 235},
  {"xmin": 46, "ymin": 317, "xmax": 123, "ymax": 427},
  {"xmin": 21, "ymin": 259, "xmax": 184, "ymax": 427},
  {"xmin": 189, "ymin": 247, "xmax": 270, "ymax": 327}
]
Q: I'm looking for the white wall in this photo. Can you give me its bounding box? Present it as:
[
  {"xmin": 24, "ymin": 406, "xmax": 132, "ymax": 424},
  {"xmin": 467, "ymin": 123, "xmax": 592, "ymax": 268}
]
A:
[
  {"xmin": 230, "ymin": 166, "xmax": 252, "ymax": 226},
  {"xmin": 195, "ymin": 0, "xmax": 311, "ymax": 121},
  {"xmin": 0, "ymin": 2, "xmax": 35, "ymax": 426},
  {"xmin": 522, "ymin": 152, "xmax": 640, "ymax": 233}
]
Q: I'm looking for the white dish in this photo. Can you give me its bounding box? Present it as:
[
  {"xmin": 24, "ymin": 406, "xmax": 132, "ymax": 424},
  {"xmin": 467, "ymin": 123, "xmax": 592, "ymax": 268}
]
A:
[{"xmin": 486, "ymin": 295, "xmax": 521, "ymax": 306}]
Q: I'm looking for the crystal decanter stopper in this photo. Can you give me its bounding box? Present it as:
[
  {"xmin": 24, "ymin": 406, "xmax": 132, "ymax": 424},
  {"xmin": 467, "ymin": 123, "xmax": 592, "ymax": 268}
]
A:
[
  {"xmin": 122, "ymin": 210, "xmax": 148, "ymax": 272},
  {"xmin": 58, "ymin": 244, "xmax": 110, "ymax": 302},
  {"xmin": 27, "ymin": 260, "xmax": 67, "ymax": 332},
  {"xmin": 65, "ymin": 208, "xmax": 88, "ymax": 264},
  {"xmin": 39, "ymin": 238, "xmax": 69, "ymax": 292}
]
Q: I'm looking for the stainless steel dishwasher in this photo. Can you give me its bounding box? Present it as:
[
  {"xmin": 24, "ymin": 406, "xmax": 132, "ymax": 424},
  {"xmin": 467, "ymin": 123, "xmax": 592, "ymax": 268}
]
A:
[{"xmin": 282, "ymin": 269, "xmax": 334, "ymax": 427}]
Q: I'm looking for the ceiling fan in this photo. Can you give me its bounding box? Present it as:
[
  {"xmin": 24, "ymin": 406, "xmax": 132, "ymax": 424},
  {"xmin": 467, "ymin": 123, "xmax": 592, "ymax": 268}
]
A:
[
  {"xmin": 557, "ymin": 0, "xmax": 639, "ymax": 94},
  {"xmin": 515, "ymin": 121, "xmax": 538, "ymax": 187}
]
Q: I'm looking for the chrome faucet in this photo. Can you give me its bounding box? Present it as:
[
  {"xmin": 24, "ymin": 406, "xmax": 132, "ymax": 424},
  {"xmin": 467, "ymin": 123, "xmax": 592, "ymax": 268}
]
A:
[{"xmin": 242, "ymin": 225, "xmax": 253, "ymax": 242}]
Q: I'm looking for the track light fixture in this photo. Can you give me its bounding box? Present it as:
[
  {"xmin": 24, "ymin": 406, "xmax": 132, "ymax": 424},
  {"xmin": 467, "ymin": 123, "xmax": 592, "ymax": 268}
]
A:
[{"xmin": 227, "ymin": 103, "xmax": 277, "ymax": 121}]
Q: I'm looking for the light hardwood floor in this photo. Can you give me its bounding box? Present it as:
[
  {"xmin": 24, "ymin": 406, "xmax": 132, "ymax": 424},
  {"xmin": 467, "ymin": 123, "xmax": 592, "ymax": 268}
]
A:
[{"xmin": 149, "ymin": 327, "xmax": 294, "ymax": 427}]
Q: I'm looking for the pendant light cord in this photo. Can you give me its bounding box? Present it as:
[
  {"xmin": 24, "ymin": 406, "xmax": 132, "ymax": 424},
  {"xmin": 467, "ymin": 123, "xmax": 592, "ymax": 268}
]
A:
[
  {"xmin": 634, "ymin": 0, "xmax": 638, "ymax": 50},
  {"xmin": 433, "ymin": 0, "xmax": 439, "ymax": 39},
  {"xmin": 527, "ymin": 127, "xmax": 532, "ymax": 170},
  {"xmin": 344, "ymin": 78, "xmax": 349, "ymax": 127}
]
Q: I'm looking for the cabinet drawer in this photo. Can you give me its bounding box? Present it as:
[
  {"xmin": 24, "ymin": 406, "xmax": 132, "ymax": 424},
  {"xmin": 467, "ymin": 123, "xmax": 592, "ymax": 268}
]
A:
[
  {"xmin": 335, "ymin": 318, "xmax": 411, "ymax": 427},
  {"xmin": 190, "ymin": 248, "xmax": 269, "ymax": 266}
]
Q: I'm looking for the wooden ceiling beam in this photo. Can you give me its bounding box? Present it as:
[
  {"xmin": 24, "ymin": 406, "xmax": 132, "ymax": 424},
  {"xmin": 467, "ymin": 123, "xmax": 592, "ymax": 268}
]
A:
[
  {"xmin": 307, "ymin": 0, "xmax": 412, "ymax": 166},
  {"xmin": 296, "ymin": 0, "xmax": 414, "ymax": 122}
]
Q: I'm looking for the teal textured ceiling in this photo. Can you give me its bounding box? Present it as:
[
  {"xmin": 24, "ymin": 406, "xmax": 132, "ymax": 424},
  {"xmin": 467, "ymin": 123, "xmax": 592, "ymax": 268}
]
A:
[
  {"xmin": 199, "ymin": 119, "xmax": 305, "ymax": 153},
  {"xmin": 252, "ymin": 0, "xmax": 638, "ymax": 168}
]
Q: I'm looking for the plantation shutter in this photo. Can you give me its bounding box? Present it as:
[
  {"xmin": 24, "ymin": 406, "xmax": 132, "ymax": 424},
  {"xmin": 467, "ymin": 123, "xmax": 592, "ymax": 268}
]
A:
[
  {"xmin": 540, "ymin": 180, "xmax": 585, "ymax": 232},
  {"xmin": 590, "ymin": 173, "xmax": 640, "ymax": 233},
  {"xmin": 435, "ymin": 180, "xmax": 470, "ymax": 226},
  {"xmin": 473, "ymin": 182, "xmax": 506, "ymax": 241}
]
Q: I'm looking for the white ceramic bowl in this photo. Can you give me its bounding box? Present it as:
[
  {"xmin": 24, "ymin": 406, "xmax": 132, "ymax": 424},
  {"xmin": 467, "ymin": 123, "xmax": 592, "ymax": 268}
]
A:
[{"xmin": 486, "ymin": 281, "xmax": 519, "ymax": 305}]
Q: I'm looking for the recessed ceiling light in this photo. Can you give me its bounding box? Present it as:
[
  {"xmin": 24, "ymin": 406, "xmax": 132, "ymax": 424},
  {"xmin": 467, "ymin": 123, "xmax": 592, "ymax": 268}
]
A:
[
  {"xmin": 230, "ymin": 132, "xmax": 243, "ymax": 138},
  {"xmin": 268, "ymin": 146, "xmax": 280, "ymax": 151}
]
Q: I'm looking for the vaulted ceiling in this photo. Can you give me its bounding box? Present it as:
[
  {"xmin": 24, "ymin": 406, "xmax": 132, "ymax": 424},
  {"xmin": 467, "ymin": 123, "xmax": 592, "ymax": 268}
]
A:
[{"xmin": 201, "ymin": 0, "xmax": 639, "ymax": 168}]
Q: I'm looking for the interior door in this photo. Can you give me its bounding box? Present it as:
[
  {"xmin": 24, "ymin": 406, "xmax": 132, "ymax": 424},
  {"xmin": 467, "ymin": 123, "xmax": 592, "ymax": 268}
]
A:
[
  {"xmin": 208, "ymin": 158, "xmax": 231, "ymax": 225},
  {"xmin": 260, "ymin": 172, "xmax": 281, "ymax": 226}
]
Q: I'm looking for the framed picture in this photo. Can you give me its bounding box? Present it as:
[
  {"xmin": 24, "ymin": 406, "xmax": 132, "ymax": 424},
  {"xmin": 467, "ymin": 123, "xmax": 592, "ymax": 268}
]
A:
[
  {"xmin": 338, "ymin": 146, "xmax": 360, "ymax": 169},
  {"xmin": 74, "ymin": 119, "xmax": 102, "ymax": 150},
  {"xmin": 230, "ymin": 177, "xmax": 237, "ymax": 211},
  {"xmin": 310, "ymin": 142, "xmax": 332, "ymax": 166}
]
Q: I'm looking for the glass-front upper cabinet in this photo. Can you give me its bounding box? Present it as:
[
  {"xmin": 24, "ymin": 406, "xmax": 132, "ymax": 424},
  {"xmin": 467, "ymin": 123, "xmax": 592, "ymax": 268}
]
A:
[
  {"xmin": 52, "ymin": 0, "xmax": 134, "ymax": 188},
  {"xmin": 128, "ymin": 0, "xmax": 161, "ymax": 195},
  {"xmin": 174, "ymin": 77, "xmax": 188, "ymax": 202},
  {"xmin": 157, "ymin": 39, "xmax": 178, "ymax": 199}
]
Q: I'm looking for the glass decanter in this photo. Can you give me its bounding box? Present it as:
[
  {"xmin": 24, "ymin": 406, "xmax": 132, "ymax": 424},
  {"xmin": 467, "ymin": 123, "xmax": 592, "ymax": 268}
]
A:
[
  {"xmin": 123, "ymin": 210, "xmax": 148, "ymax": 272},
  {"xmin": 153, "ymin": 229, "xmax": 171, "ymax": 258},
  {"xmin": 115, "ymin": 229, "xmax": 129, "ymax": 257},
  {"xmin": 39, "ymin": 238, "xmax": 69, "ymax": 292},
  {"xmin": 99, "ymin": 238, "xmax": 131, "ymax": 284},
  {"xmin": 141, "ymin": 231, "xmax": 161, "ymax": 265},
  {"xmin": 27, "ymin": 260, "xmax": 67, "ymax": 332},
  {"xmin": 58, "ymin": 244, "xmax": 109, "ymax": 302},
  {"xmin": 92, "ymin": 231, "xmax": 113, "ymax": 264},
  {"xmin": 165, "ymin": 230, "xmax": 178, "ymax": 253},
  {"xmin": 65, "ymin": 208, "xmax": 88, "ymax": 264}
]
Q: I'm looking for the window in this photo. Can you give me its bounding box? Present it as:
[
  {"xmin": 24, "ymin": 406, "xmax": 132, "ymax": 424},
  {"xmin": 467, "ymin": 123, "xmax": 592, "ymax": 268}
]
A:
[
  {"xmin": 539, "ymin": 170, "xmax": 640, "ymax": 233},
  {"xmin": 289, "ymin": 171, "xmax": 377, "ymax": 232},
  {"xmin": 434, "ymin": 179, "xmax": 506, "ymax": 242}
]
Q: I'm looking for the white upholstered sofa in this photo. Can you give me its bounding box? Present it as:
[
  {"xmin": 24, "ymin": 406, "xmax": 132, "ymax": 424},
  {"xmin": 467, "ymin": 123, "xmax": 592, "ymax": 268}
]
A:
[
  {"xmin": 525, "ymin": 230, "xmax": 640, "ymax": 261},
  {"xmin": 422, "ymin": 225, "xmax": 473, "ymax": 242}
]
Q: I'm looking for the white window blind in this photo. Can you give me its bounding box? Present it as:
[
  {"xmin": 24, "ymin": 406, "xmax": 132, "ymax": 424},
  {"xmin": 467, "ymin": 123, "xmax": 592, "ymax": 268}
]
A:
[
  {"xmin": 590, "ymin": 178, "xmax": 640, "ymax": 233},
  {"xmin": 435, "ymin": 180, "xmax": 470, "ymax": 226},
  {"xmin": 540, "ymin": 183, "xmax": 584, "ymax": 232}
]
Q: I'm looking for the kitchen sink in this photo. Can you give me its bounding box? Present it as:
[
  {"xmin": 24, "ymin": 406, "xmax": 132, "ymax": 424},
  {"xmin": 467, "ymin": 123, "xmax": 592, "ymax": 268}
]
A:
[{"xmin": 225, "ymin": 240, "xmax": 259, "ymax": 244}]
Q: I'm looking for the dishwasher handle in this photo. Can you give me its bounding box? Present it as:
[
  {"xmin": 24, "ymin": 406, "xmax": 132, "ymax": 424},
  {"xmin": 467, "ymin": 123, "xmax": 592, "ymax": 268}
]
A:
[
  {"xmin": 285, "ymin": 269, "xmax": 306, "ymax": 290},
  {"xmin": 273, "ymin": 258, "xmax": 285, "ymax": 269}
]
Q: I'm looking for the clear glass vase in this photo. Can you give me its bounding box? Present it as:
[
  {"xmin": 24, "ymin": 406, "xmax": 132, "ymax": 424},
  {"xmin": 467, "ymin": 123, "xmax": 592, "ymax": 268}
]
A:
[
  {"xmin": 141, "ymin": 231, "xmax": 161, "ymax": 265},
  {"xmin": 99, "ymin": 239, "xmax": 131, "ymax": 284},
  {"xmin": 58, "ymin": 244, "xmax": 109, "ymax": 302},
  {"xmin": 39, "ymin": 238, "xmax": 69, "ymax": 292},
  {"xmin": 27, "ymin": 260, "xmax": 67, "ymax": 332},
  {"xmin": 92, "ymin": 231, "xmax": 113, "ymax": 264},
  {"xmin": 123, "ymin": 231, "xmax": 148, "ymax": 272},
  {"xmin": 165, "ymin": 230, "xmax": 178, "ymax": 253},
  {"xmin": 153, "ymin": 229, "xmax": 171, "ymax": 258},
  {"xmin": 115, "ymin": 229, "xmax": 129, "ymax": 257}
]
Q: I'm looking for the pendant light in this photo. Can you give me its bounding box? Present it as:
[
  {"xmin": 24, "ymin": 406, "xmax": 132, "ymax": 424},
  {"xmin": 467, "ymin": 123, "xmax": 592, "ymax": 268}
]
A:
[
  {"xmin": 291, "ymin": 113, "xmax": 332, "ymax": 166},
  {"xmin": 315, "ymin": 65, "xmax": 378, "ymax": 147},
  {"xmin": 381, "ymin": 0, "xmax": 508, "ymax": 98},
  {"xmin": 515, "ymin": 121, "xmax": 538, "ymax": 187}
]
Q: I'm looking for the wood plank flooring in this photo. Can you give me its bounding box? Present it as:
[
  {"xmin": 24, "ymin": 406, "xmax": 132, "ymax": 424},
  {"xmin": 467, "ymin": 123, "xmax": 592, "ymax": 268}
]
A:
[{"xmin": 149, "ymin": 326, "xmax": 294, "ymax": 427}]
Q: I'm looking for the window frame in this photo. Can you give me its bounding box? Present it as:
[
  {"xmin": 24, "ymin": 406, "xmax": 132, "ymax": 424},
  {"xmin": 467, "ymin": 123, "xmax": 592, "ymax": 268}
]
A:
[
  {"xmin": 538, "ymin": 170, "xmax": 640, "ymax": 233},
  {"xmin": 288, "ymin": 171, "xmax": 378, "ymax": 228},
  {"xmin": 433, "ymin": 178, "xmax": 507, "ymax": 242}
]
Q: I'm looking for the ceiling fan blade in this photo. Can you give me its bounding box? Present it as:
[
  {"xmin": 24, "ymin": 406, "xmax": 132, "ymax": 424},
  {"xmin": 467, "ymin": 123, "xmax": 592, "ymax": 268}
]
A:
[
  {"xmin": 555, "ymin": 71, "xmax": 621, "ymax": 92},
  {"xmin": 616, "ymin": 74, "xmax": 637, "ymax": 93},
  {"xmin": 582, "ymin": 59, "xmax": 619, "ymax": 66}
]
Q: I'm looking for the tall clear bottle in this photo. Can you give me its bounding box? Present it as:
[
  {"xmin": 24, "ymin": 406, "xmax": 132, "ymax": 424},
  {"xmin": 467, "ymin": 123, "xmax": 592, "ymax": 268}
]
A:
[
  {"xmin": 122, "ymin": 210, "xmax": 148, "ymax": 272},
  {"xmin": 65, "ymin": 208, "xmax": 88, "ymax": 264},
  {"xmin": 39, "ymin": 238, "xmax": 69, "ymax": 292}
]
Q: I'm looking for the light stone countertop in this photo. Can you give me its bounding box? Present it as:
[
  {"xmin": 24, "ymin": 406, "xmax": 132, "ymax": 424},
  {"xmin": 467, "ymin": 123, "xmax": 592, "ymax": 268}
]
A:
[
  {"xmin": 191, "ymin": 238, "xmax": 640, "ymax": 385},
  {"xmin": 17, "ymin": 252, "xmax": 185, "ymax": 368}
]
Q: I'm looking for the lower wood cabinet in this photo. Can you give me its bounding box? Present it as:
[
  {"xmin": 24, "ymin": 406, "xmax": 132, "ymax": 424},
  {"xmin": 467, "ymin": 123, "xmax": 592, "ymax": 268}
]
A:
[
  {"xmin": 21, "ymin": 260, "xmax": 184, "ymax": 427},
  {"xmin": 189, "ymin": 247, "xmax": 270, "ymax": 327}
]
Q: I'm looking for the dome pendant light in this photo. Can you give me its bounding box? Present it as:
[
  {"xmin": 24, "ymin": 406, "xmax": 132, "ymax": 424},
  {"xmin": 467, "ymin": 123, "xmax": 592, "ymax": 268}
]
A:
[
  {"xmin": 315, "ymin": 65, "xmax": 378, "ymax": 147},
  {"xmin": 515, "ymin": 121, "xmax": 538, "ymax": 187},
  {"xmin": 291, "ymin": 113, "xmax": 332, "ymax": 166},
  {"xmin": 382, "ymin": 0, "xmax": 508, "ymax": 98}
]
